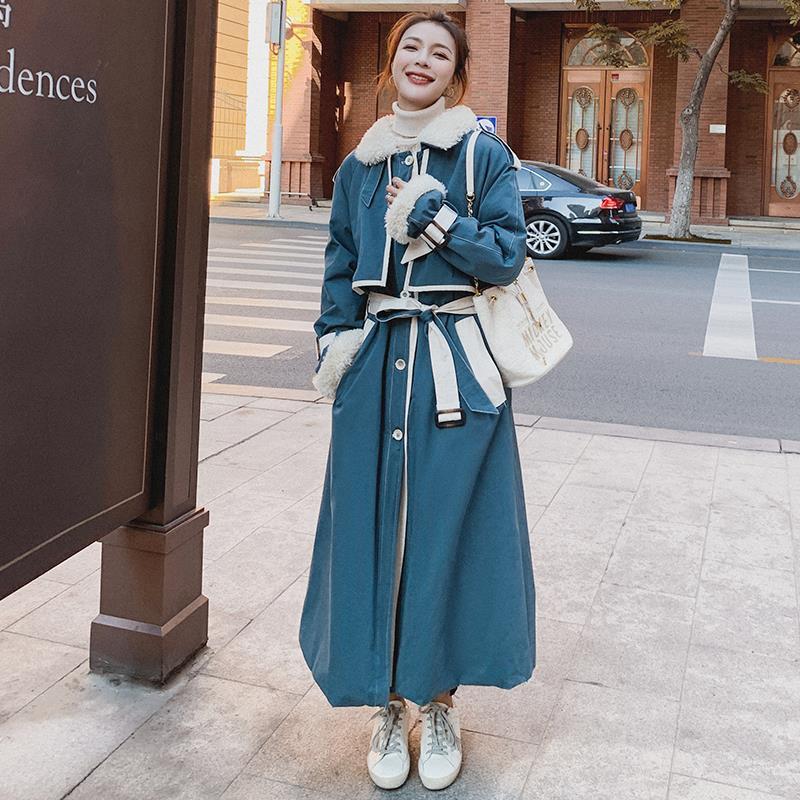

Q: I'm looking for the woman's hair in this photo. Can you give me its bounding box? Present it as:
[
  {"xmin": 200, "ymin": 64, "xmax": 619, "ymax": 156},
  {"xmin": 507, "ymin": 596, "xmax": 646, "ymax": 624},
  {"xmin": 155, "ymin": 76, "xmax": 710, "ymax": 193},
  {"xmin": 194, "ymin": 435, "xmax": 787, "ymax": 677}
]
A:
[{"xmin": 376, "ymin": 11, "xmax": 470, "ymax": 104}]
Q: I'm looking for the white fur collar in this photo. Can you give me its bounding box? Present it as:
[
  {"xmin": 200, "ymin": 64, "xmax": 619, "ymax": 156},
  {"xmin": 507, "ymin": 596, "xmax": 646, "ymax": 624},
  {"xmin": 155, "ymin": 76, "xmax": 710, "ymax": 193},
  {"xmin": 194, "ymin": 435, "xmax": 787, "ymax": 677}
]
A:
[{"xmin": 354, "ymin": 104, "xmax": 478, "ymax": 165}]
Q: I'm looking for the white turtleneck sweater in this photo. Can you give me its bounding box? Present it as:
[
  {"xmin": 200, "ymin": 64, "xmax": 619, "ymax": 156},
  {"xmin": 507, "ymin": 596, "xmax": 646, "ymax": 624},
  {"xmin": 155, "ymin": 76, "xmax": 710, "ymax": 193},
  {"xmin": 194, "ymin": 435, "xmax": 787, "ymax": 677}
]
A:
[{"xmin": 390, "ymin": 96, "xmax": 447, "ymax": 145}]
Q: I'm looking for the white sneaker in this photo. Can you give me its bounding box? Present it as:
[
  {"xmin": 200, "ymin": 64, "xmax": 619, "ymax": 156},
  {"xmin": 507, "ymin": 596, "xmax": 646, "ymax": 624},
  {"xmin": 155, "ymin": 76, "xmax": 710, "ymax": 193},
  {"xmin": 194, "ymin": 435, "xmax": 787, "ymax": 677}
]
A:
[
  {"xmin": 417, "ymin": 700, "xmax": 462, "ymax": 790},
  {"xmin": 367, "ymin": 698, "xmax": 411, "ymax": 789}
]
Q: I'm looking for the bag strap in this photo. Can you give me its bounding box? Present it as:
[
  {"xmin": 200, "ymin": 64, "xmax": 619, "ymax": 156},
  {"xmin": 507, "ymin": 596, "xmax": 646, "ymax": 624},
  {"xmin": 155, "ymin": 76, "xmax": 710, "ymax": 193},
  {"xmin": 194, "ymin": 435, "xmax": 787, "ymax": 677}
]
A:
[
  {"xmin": 465, "ymin": 128, "xmax": 482, "ymax": 294},
  {"xmin": 465, "ymin": 128, "xmax": 481, "ymax": 218}
]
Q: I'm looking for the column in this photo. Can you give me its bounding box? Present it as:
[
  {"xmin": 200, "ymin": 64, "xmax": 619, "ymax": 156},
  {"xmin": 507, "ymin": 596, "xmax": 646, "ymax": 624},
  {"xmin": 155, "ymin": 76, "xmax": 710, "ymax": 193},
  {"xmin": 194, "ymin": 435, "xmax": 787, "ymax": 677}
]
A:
[{"xmin": 465, "ymin": 0, "xmax": 513, "ymax": 137}]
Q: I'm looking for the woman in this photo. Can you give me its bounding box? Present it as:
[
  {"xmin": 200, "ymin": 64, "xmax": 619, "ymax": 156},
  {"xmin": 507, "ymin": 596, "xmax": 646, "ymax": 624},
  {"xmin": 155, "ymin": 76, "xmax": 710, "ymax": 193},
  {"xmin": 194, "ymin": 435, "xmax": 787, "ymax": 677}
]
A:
[{"xmin": 298, "ymin": 10, "xmax": 536, "ymax": 791}]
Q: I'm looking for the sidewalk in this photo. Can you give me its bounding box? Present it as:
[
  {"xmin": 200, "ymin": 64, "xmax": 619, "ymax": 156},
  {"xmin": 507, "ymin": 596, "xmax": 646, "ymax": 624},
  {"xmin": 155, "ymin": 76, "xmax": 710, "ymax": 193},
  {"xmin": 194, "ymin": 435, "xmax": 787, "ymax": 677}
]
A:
[
  {"xmin": 1, "ymin": 393, "xmax": 799, "ymax": 800},
  {"xmin": 210, "ymin": 200, "xmax": 800, "ymax": 250}
]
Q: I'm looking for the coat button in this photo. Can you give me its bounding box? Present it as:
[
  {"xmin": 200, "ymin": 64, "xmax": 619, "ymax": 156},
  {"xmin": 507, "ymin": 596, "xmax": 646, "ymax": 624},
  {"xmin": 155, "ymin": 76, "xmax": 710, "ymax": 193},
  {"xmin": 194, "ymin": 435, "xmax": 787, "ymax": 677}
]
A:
[
  {"xmin": 392, "ymin": 428, "xmax": 404, "ymax": 441},
  {"xmin": 395, "ymin": 358, "xmax": 406, "ymax": 371},
  {"xmin": 404, "ymin": 154, "xmax": 414, "ymax": 166}
]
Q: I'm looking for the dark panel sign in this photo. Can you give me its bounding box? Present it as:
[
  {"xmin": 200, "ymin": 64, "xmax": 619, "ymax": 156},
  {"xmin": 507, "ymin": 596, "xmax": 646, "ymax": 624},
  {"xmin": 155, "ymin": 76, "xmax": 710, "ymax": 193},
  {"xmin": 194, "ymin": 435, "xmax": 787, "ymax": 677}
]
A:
[{"xmin": 1, "ymin": 2, "xmax": 177, "ymax": 593}]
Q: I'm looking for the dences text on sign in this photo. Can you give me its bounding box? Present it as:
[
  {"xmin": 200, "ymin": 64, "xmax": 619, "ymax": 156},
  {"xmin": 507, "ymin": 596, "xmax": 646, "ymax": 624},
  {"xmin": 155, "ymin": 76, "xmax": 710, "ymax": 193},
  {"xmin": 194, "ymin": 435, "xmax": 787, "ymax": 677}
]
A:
[{"xmin": 0, "ymin": 3, "xmax": 99, "ymax": 103}]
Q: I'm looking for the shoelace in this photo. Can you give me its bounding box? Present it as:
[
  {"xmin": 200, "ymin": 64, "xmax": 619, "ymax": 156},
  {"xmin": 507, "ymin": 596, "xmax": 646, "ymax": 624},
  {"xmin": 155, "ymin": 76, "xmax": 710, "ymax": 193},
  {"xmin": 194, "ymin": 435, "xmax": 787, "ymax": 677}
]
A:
[
  {"xmin": 420, "ymin": 701, "xmax": 460, "ymax": 756},
  {"xmin": 368, "ymin": 702, "xmax": 405, "ymax": 755}
]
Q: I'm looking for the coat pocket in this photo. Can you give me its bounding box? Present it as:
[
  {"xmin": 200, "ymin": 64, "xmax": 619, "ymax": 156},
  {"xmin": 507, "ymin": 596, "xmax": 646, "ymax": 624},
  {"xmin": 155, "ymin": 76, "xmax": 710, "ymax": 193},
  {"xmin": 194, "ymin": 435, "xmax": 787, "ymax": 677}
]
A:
[
  {"xmin": 360, "ymin": 163, "xmax": 384, "ymax": 207},
  {"xmin": 455, "ymin": 316, "xmax": 507, "ymax": 407},
  {"xmin": 332, "ymin": 319, "xmax": 377, "ymax": 405}
]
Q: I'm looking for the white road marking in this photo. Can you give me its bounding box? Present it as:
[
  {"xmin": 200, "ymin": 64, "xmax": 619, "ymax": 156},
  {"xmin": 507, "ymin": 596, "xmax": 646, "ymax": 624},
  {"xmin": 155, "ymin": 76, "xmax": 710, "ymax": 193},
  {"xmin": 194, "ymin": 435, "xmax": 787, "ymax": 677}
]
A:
[
  {"xmin": 295, "ymin": 234, "xmax": 328, "ymax": 241},
  {"xmin": 702, "ymin": 253, "xmax": 757, "ymax": 360},
  {"xmin": 202, "ymin": 372, "xmax": 226, "ymax": 383},
  {"xmin": 208, "ymin": 254, "xmax": 323, "ymax": 268},
  {"xmin": 205, "ymin": 314, "xmax": 313, "ymax": 332},
  {"xmin": 201, "ymin": 382, "xmax": 322, "ymax": 401},
  {"xmin": 205, "ymin": 296, "xmax": 318, "ymax": 310},
  {"xmin": 750, "ymin": 268, "xmax": 800, "ymax": 274},
  {"xmin": 752, "ymin": 298, "xmax": 800, "ymax": 306},
  {"xmin": 208, "ymin": 266, "xmax": 322, "ymax": 282},
  {"xmin": 207, "ymin": 278, "xmax": 321, "ymax": 294},
  {"xmin": 240, "ymin": 242, "xmax": 325, "ymax": 252},
  {"xmin": 203, "ymin": 340, "xmax": 290, "ymax": 358}
]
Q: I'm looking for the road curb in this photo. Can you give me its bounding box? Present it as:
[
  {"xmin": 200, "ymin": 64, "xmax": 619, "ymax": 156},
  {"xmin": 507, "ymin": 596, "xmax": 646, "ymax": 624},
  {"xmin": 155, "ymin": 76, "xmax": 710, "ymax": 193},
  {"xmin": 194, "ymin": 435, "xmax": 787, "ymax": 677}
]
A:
[{"xmin": 200, "ymin": 387, "xmax": 797, "ymax": 454}]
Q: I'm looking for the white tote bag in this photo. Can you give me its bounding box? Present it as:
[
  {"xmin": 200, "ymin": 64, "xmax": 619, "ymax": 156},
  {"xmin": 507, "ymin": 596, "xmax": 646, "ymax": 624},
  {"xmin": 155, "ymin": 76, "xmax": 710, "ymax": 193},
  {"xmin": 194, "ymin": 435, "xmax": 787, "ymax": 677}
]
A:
[{"xmin": 466, "ymin": 129, "xmax": 573, "ymax": 387}]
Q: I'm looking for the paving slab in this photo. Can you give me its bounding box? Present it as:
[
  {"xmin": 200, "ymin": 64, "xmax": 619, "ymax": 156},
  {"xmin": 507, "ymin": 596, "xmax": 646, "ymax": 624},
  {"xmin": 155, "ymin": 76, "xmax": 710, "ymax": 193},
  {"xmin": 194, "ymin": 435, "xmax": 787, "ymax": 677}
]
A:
[
  {"xmin": 567, "ymin": 582, "xmax": 694, "ymax": 700},
  {"xmin": 201, "ymin": 575, "xmax": 314, "ymax": 695},
  {"xmin": 0, "ymin": 667, "xmax": 187, "ymax": 800},
  {"xmin": 0, "ymin": 632, "xmax": 87, "ymax": 723},
  {"xmin": 521, "ymin": 681, "xmax": 679, "ymax": 800},
  {"xmin": 674, "ymin": 645, "xmax": 800, "ymax": 797},
  {"xmin": 604, "ymin": 518, "xmax": 706, "ymax": 597},
  {"xmin": 66, "ymin": 674, "xmax": 301, "ymax": 800}
]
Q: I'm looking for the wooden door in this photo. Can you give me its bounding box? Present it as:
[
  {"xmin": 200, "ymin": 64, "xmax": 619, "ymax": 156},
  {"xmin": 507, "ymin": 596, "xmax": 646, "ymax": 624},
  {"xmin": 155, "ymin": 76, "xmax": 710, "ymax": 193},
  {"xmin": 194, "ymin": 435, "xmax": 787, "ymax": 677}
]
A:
[
  {"xmin": 605, "ymin": 70, "xmax": 649, "ymax": 195},
  {"xmin": 561, "ymin": 70, "xmax": 604, "ymax": 181},
  {"xmin": 765, "ymin": 74, "xmax": 800, "ymax": 217},
  {"xmin": 561, "ymin": 68, "xmax": 650, "ymax": 197}
]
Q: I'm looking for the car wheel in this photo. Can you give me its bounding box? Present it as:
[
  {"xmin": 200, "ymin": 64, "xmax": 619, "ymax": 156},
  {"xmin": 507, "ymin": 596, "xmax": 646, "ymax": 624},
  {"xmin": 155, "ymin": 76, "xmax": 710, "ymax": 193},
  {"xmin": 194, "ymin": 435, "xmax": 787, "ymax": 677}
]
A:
[{"xmin": 525, "ymin": 216, "xmax": 569, "ymax": 259}]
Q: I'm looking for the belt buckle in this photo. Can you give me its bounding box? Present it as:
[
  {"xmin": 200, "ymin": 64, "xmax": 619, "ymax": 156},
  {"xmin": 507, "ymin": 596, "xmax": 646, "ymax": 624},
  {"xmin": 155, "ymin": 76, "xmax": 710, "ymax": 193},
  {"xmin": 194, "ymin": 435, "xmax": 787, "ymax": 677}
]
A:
[{"xmin": 435, "ymin": 408, "xmax": 466, "ymax": 429}]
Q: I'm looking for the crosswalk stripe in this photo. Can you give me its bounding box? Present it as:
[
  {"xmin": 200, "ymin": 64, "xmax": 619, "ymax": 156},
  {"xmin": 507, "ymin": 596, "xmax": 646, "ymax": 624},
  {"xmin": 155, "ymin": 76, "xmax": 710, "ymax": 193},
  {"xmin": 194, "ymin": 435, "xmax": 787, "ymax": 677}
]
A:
[
  {"xmin": 208, "ymin": 255, "xmax": 323, "ymax": 268},
  {"xmin": 210, "ymin": 248, "xmax": 323, "ymax": 262},
  {"xmin": 207, "ymin": 278, "xmax": 321, "ymax": 294},
  {"xmin": 206, "ymin": 296, "xmax": 319, "ymax": 310},
  {"xmin": 240, "ymin": 242, "xmax": 325, "ymax": 252},
  {"xmin": 205, "ymin": 314, "xmax": 314, "ymax": 332},
  {"xmin": 296, "ymin": 234, "xmax": 328, "ymax": 240},
  {"xmin": 208, "ymin": 266, "xmax": 322, "ymax": 282},
  {"xmin": 203, "ymin": 340, "xmax": 290, "ymax": 357},
  {"xmin": 703, "ymin": 253, "xmax": 757, "ymax": 360},
  {"xmin": 202, "ymin": 382, "xmax": 322, "ymax": 401}
]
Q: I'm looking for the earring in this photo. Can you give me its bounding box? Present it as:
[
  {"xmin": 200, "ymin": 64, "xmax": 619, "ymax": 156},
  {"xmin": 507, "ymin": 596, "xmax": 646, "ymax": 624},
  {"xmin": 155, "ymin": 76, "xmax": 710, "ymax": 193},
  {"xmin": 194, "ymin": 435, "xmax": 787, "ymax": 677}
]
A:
[{"xmin": 444, "ymin": 85, "xmax": 455, "ymax": 99}]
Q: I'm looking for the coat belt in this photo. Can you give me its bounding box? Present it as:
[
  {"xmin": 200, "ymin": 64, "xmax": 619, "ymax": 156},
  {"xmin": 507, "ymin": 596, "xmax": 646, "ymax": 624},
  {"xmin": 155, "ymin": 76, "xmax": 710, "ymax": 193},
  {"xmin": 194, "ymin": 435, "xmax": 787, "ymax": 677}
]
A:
[{"xmin": 366, "ymin": 292, "xmax": 501, "ymax": 426}]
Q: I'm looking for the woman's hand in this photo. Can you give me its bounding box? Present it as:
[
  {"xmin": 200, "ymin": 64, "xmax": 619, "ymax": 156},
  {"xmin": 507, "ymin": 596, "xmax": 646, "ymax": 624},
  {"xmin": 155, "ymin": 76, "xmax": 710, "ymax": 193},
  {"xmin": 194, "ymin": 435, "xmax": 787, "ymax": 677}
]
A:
[{"xmin": 385, "ymin": 177, "xmax": 406, "ymax": 206}]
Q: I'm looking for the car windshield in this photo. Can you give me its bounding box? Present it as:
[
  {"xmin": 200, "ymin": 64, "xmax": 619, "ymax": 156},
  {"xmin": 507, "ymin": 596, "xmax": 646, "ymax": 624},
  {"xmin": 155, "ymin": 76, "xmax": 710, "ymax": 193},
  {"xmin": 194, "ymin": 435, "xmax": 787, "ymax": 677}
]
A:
[{"xmin": 523, "ymin": 162, "xmax": 606, "ymax": 191}]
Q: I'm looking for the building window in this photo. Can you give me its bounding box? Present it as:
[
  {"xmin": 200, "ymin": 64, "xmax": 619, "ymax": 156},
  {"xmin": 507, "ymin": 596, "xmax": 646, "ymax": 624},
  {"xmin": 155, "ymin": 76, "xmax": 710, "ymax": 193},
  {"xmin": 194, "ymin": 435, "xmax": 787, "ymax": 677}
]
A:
[{"xmin": 567, "ymin": 31, "xmax": 648, "ymax": 68}]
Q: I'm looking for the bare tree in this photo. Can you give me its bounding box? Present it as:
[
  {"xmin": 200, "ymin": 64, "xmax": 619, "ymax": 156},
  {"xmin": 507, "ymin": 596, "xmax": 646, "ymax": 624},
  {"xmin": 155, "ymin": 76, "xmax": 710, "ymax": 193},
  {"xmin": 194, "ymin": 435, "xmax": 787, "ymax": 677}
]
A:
[{"xmin": 574, "ymin": 0, "xmax": 800, "ymax": 239}]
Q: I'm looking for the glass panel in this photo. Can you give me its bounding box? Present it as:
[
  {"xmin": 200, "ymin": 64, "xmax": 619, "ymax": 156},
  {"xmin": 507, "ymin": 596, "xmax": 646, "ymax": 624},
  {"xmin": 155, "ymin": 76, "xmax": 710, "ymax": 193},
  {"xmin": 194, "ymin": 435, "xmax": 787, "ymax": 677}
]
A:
[
  {"xmin": 565, "ymin": 85, "xmax": 598, "ymax": 179},
  {"xmin": 609, "ymin": 86, "xmax": 642, "ymax": 190},
  {"xmin": 773, "ymin": 35, "xmax": 800, "ymax": 67},
  {"xmin": 771, "ymin": 87, "xmax": 800, "ymax": 199},
  {"xmin": 567, "ymin": 31, "xmax": 648, "ymax": 67},
  {"xmin": 531, "ymin": 171, "xmax": 552, "ymax": 191}
]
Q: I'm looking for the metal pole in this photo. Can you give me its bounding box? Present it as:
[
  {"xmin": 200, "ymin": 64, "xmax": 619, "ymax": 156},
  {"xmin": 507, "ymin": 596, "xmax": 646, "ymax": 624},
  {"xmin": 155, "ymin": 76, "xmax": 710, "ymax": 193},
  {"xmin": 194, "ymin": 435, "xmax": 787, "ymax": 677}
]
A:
[{"xmin": 266, "ymin": 0, "xmax": 286, "ymax": 219}]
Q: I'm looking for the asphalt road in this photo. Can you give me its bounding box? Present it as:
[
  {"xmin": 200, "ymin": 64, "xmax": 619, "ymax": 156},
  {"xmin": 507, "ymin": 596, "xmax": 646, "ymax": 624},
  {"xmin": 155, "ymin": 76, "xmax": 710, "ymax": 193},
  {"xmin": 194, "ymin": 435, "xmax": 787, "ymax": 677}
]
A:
[{"xmin": 205, "ymin": 221, "xmax": 800, "ymax": 440}]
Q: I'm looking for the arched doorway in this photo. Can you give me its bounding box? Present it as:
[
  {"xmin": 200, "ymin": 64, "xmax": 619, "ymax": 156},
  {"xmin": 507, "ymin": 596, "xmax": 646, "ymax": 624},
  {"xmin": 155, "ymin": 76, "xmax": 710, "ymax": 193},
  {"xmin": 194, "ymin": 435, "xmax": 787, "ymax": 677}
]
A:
[
  {"xmin": 560, "ymin": 28, "xmax": 652, "ymax": 200},
  {"xmin": 765, "ymin": 34, "xmax": 800, "ymax": 217}
]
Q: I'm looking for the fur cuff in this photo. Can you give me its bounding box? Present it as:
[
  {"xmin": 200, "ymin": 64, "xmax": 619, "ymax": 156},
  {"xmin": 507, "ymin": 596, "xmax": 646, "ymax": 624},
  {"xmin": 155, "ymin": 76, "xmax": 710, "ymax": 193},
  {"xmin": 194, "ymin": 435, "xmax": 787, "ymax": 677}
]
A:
[
  {"xmin": 312, "ymin": 328, "xmax": 366, "ymax": 399},
  {"xmin": 384, "ymin": 173, "xmax": 447, "ymax": 245}
]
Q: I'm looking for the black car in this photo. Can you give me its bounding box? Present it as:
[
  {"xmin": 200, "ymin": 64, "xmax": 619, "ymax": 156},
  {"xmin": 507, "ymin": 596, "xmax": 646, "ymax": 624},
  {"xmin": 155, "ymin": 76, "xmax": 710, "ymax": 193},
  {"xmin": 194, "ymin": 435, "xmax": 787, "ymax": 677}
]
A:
[{"xmin": 516, "ymin": 161, "xmax": 642, "ymax": 258}]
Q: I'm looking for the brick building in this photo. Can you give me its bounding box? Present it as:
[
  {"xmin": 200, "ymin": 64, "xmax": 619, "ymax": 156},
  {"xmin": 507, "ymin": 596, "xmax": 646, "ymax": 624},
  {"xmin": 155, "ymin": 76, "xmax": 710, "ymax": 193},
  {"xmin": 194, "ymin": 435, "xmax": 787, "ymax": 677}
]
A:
[{"xmin": 210, "ymin": 0, "xmax": 800, "ymax": 222}]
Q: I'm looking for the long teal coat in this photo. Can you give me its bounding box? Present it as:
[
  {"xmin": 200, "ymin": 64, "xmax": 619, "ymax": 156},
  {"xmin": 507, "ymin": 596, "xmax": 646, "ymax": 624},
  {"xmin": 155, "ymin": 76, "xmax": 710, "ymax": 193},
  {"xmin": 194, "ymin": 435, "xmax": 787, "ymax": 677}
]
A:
[{"xmin": 298, "ymin": 104, "xmax": 537, "ymax": 708}]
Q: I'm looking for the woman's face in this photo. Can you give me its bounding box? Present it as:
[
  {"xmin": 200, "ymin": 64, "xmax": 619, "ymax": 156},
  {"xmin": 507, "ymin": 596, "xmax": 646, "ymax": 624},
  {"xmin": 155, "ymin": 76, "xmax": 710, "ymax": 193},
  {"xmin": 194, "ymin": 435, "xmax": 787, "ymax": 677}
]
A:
[{"xmin": 391, "ymin": 21, "xmax": 457, "ymax": 111}]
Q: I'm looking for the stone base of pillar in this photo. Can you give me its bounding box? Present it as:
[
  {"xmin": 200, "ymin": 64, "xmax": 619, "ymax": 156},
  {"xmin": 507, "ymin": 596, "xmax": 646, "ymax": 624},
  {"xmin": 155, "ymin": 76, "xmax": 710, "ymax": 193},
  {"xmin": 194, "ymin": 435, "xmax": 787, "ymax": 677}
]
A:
[
  {"xmin": 89, "ymin": 507, "xmax": 209, "ymax": 684},
  {"xmin": 666, "ymin": 167, "xmax": 731, "ymax": 225}
]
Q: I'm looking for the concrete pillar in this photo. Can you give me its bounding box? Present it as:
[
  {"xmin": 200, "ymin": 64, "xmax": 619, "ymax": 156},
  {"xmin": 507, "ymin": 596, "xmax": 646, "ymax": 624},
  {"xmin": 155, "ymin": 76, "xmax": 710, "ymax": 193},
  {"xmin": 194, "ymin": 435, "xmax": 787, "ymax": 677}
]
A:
[{"xmin": 241, "ymin": 0, "xmax": 271, "ymax": 158}]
